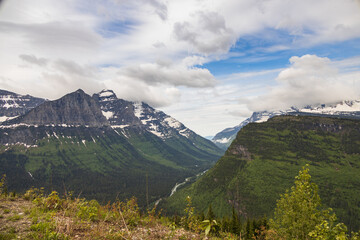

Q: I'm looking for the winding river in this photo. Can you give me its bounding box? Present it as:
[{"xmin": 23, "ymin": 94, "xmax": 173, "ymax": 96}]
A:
[{"xmin": 154, "ymin": 169, "xmax": 208, "ymax": 206}]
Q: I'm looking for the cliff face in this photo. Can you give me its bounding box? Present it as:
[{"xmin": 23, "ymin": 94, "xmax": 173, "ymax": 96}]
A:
[
  {"xmin": 0, "ymin": 89, "xmax": 45, "ymax": 119},
  {"xmin": 6, "ymin": 89, "xmax": 109, "ymax": 127}
]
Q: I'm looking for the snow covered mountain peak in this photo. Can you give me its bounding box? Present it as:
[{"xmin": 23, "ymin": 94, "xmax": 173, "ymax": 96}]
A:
[
  {"xmin": 93, "ymin": 92, "xmax": 195, "ymax": 140},
  {"xmin": 97, "ymin": 89, "xmax": 117, "ymax": 102},
  {"xmin": 132, "ymin": 102, "xmax": 192, "ymax": 139},
  {"xmin": 0, "ymin": 89, "xmax": 45, "ymax": 123},
  {"xmin": 213, "ymin": 99, "xmax": 360, "ymax": 149}
]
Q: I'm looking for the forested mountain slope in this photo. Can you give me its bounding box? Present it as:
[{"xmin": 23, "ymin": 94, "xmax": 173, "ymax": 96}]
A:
[{"xmin": 162, "ymin": 115, "xmax": 360, "ymax": 231}]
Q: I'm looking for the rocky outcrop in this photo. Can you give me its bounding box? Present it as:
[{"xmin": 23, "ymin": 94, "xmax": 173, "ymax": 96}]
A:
[
  {"xmin": 4, "ymin": 89, "xmax": 109, "ymax": 127},
  {"xmin": 0, "ymin": 89, "xmax": 45, "ymax": 119}
]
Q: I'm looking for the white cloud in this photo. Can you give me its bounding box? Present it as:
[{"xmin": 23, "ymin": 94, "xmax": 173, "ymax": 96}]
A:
[
  {"xmin": 248, "ymin": 55, "xmax": 360, "ymax": 111},
  {"xmin": 0, "ymin": 0, "xmax": 360, "ymax": 136},
  {"xmin": 119, "ymin": 61, "xmax": 216, "ymax": 88},
  {"xmin": 173, "ymin": 11, "xmax": 235, "ymax": 55},
  {"xmin": 103, "ymin": 67, "xmax": 181, "ymax": 107}
]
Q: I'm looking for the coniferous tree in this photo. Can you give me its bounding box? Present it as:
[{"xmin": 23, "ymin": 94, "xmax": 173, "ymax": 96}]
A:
[
  {"xmin": 230, "ymin": 207, "xmax": 241, "ymax": 235},
  {"xmin": 245, "ymin": 218, "xmax": 253, "ymax": 239}
]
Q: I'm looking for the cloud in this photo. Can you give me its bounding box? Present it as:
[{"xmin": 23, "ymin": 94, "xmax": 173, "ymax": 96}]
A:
[
  {"xmin": 0, "ymin": 21, "xmax": 101, "ymax": 59},
  {"xmin": 4, "ymin": 55, "xmax": 105, "ymax": 99},
  {"xmin": 119, "ymin": 61, "xmax": 216, "ymax": 88},
  {"xmin": 41, "ymin": 71, "xmax": 105, "ymax": 99},
  {"xmin": 147, "ymin": 0, "xmax": 168, "ymax": 21},
  {"xmin": 227, "ymin": 109, "xmax": 253, "ymax": 118},
  {"xmin": 19, "ymin": 54, "xmax": 49, "ymax": 66},
  {"xmin": 248, "ymin": 54, "xmax": 360, "ymax": 111},
  {"xmin": 1, "ymin": 0, "xmax": 360, "ymax": 136},
  {"xmin": 52, "ymin": 59, "xmax": 96, "ymax": 78},
  {"xmin": 106, "ymin": 0, "xmax": 167, "ymax": 21},
  {"xmin": 103, "ymin": 71, "xmax": 181, "ymax": 107},
  {"xmin": 173, "ymin": 11, "xmax": 235, "ymax": 55}
]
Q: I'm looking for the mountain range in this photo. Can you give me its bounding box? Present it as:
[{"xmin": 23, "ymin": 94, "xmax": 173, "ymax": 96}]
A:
[
  {"xmin": 0, "ymin": 89, "xmax": 222, "ymax": 206},
  {"xmin": 0, "ymin": 89, "xmax": 45, "ymax": 123},
  {"xmin": 162, "ymin": 115, "xmax": 360, "ymax": 232},
  {"xmin": 212, "ymin": 101, "xmax": 360, "ymax": 149}
]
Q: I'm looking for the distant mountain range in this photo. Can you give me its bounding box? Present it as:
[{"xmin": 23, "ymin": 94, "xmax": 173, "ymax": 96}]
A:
[
  {"xmin": 0, "ymin": 89, "xmax": 45, "ymax": 122},
  {"xmin": 212, "ymin": 101, "xmax": 360, "ymax": 149},
  {"xmin": 0, "ymin": 89, "xmax": 222, "ymax": 205}
]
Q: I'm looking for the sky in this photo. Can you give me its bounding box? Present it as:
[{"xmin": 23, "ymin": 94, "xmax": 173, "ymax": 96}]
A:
[{"xmin": 0, "ymin": 0, "xmax": 360, "ymax": 137}]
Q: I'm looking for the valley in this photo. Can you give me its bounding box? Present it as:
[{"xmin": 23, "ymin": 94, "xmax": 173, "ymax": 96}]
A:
[
  {"xmin": 0, "ymin": 89, "xmax": 223, "ymax": 207},
  {"xmin": 1, "ymin": 1, "xmax": 360, "ymax": 238},
  {"xmin": 1, "ymin": 88, "xmax": 360, "ymax": 238}
]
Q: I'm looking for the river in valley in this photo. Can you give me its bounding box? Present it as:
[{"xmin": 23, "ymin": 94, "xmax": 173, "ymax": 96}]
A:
[{"xmin": 154, "ymin": 169, "xmax": 208, "ymax": 206}]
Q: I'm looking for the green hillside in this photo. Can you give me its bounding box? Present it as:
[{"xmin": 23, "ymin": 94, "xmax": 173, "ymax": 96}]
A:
[
  {"xmin": 161, "ymin": 115, "xmax": 360, "ymax": 231},
  {"xmin": 0, "ymin": 126, "xmax": 221, "ymax": 207}
]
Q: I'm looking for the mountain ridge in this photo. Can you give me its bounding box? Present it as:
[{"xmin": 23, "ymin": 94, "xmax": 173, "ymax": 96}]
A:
[
  {"xmin": 213, "ymin": 100, "xmax": 360, "ymax": 149},
  {"xmin": 3, "ymin": 89, "xmax": 109, "ymax": 128},
  {"xmin": 0, "ymin": 89, "xmax": 45, "ymax": 123}
]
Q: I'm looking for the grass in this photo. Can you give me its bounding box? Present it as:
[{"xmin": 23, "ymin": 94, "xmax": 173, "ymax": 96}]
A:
[
  {"xmin": 7, "ymin": 214, "xmax": 21, "ymax": 221},
  {"xmin": 0, "ymin": 188, "xmax": 241, "ymax": 240}
]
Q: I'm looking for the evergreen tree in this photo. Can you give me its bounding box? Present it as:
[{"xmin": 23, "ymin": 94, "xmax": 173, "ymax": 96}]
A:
[
  {"xmin": 245, "ymin": 218, "xmax": 253, "ymax": 239},
  {"xmin": 230, "ymin": 207, "xmax": 241, "ymax": 235}
]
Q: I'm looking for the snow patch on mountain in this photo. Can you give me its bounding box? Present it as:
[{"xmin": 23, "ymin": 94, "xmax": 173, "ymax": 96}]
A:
[
  {"xmin": 133, "ymin": 102, "xmax": 143, "ymax": 119},
  {"xmin": 3, "ymin": 102, "xmax": 20, "ymax": 109},
  {"xmin": 98, "ymin": 89, "xmax": 117, "ymax": 102},
  {"xmin": 99, "ymin": 90, "xmax": 114, "ymax": 97},
  {"xmin": 102, "ymin": 110, "xmax": 114, "ymax": 120},
  {"xmin": 0, "ymin": 116, "xmax": 18, "ymax": 123},
  {"xmin": 179, "ymin": 129, "xmax": 191, "ymax": 138},
  {"xmin": 214, "ymin": 137, "xmax": 231, "ymax": 144},
  {"xmin": 132, "ymin": 102, "xmax": 193, "ymax": 139},
  {"xmin": 301, "ymin": 101, "xmax": 360, "ymax": 114},
  {"xmin": 164, "ymin": 117, "xmax": 182, "ymax": 129},
  {"xmin": 111, "ymin": 125, "xmax": 129, "ymax": 129},
  {"xmin": 4, "ymin": 142, "xmax": 38, "ymax": 148},
  {"xmin": 148, "ymin": 123, "xmax": 165, "ymax": 138},
  {"xmin": 0, "ymin": 90, "xmax": 46, "ymax": 118},
  {"xmin": 256, "ymin": 115, "xmax": 270, "ymax": 123}
]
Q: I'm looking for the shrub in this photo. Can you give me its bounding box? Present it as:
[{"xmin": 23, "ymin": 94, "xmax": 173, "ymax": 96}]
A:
[
  {"xmin": 0, "ymin": 174, "xmax": 7, "ymax": 196},
  {"xmin": 76, "ymin": 199, "xmax": 100, "ymax": 222},
  {"xmin": 24, "ymin": 187, "xmax": 44, "ymax": 201}
]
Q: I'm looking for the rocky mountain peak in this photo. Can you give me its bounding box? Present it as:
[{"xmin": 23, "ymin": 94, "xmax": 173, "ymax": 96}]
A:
[
  {"xmin": 0, "ymin": 89, "xmax": 45, "ymax": 121},
  {"xmin": 213, "ymin": 99, "xmax": 360, "ymax": 149},
  {"xmin": 3, "ymin": 89, "xmax": 109, "ymax": 127},
  {"xmin": 94, "ymin": 89, "xmax": 118, "ymax": 102}
]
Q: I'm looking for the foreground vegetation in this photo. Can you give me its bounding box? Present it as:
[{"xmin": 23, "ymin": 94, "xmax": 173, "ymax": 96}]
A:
[
  {"xmin": 1, "ymin": 165, "xmax": 360, "ymax": 239},
  {"xmin": 0, "ymin": 174, "xmax": 239, "ymax": 239}
]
